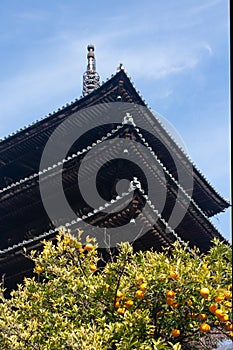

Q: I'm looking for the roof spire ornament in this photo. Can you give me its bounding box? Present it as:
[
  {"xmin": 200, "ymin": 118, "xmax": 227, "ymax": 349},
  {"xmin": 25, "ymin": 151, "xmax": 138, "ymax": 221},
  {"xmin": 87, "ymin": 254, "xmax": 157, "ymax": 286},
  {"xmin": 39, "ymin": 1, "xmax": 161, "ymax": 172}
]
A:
[
  {"xmin": 117, "ymin": 63, "xmax": 125, "ymax": 72},
  {"xmin": 82, "ymin": 44, "xmax": 100, "ymax": 96}
]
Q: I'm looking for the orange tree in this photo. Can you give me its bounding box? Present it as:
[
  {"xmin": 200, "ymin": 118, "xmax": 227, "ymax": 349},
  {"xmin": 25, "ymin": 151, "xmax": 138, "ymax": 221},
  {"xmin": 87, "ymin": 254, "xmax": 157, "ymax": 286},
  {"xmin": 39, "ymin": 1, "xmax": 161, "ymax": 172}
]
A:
[{"xmin": 0, "ymin": 230, "xmax": 232, "ymax": 349}]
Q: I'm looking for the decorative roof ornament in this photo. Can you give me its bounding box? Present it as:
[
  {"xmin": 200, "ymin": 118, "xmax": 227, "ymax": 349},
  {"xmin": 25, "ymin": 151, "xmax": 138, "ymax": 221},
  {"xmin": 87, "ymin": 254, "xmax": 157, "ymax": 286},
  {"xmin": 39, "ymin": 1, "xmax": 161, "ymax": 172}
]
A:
[
  {"xmin": 122, "ymin": 112, "xmax": 136, "ymax": 126},
  {"xmin": 117, "ymin": 63, "xmax": 125, "ymax": 72},
  {"xmin": 82, "ymin": 44, "xmax": 100, "ymax": 96}
]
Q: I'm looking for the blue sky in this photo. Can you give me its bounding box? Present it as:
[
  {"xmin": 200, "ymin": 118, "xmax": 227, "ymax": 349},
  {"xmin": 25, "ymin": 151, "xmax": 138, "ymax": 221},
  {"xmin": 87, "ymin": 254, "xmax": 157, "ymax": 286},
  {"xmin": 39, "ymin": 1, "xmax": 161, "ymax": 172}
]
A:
[{"xmin": 0, "ymin": 0, "xmax": 231, "ymax": 242}]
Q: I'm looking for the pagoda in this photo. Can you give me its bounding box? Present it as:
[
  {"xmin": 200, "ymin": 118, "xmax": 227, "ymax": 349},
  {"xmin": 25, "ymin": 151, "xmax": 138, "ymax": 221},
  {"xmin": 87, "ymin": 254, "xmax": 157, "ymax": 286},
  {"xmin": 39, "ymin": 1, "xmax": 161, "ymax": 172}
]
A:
[{"xmin": 0, "ymin": 45, "xmax": 230, "ymax": 291}]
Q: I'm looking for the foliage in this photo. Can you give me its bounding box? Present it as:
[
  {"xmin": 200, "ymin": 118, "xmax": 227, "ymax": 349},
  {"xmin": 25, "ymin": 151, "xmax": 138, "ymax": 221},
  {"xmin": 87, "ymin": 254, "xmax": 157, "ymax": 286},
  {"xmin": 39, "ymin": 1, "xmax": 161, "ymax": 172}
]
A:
[{"xmin": 0, "ymin": 230, "xmax": 232, "ymax": 349}]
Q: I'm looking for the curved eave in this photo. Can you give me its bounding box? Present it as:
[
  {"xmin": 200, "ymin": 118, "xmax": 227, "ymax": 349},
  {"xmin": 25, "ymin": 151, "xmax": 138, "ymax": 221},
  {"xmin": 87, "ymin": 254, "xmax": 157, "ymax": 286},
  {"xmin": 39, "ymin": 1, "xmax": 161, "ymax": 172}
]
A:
[
  {"xmin": 0, "ymin": 185, "xmax": 228, "ymax": 261},
  {"xmin": 0, "ymin": 70, "xmax": 144, "ymax": 151}
]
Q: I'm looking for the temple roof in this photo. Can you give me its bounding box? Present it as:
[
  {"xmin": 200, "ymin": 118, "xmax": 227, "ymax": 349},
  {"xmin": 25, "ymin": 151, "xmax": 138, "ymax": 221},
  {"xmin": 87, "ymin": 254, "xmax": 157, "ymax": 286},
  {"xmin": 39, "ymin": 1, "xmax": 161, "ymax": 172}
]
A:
[
  {"xmin": 0, "ymin": 69, "xmax": 229, "ymax": 216},
  {"xmin": 0, "ymin": 66, "xmax": 230, "ymax": 291}
]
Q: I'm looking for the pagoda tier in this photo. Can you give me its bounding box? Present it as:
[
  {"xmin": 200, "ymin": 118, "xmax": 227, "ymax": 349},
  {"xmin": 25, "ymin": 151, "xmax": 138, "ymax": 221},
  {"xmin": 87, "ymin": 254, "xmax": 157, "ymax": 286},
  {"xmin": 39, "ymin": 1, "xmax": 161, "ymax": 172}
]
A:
[{"xmin": 0, "ymin": 68, "xmax": 230, "ymax": 291}]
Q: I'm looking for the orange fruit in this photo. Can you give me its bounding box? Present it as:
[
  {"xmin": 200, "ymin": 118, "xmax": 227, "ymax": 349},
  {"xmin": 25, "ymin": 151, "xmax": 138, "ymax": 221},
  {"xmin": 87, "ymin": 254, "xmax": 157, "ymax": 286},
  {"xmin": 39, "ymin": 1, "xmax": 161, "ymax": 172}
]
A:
[
  {"xmin": 116, "ymin": 307, "xmax": 125, "ymax": 315},
  {"xmin": 199, "ymin": 323, "xmax": 211, "ymax": 332},
  {"xmin": 116, "ymin": 290, "xmax": 123, "ymax": 298},
  {"xmin": 187, "ymin": 299, "xmax": 193, "ymax": 306},
  {"xmin": 215, "ymin": 296, "xmax": 224, "ymax": 302},
  {"xmin": 224, "ymin": 291, "xmax": 232, "ymax": 299},
  {"xmin": 85, "ymin": 243, "xmax": 94, "ymax": 251},
  {"xmin": 209, "ymin": 304, "xmax": 218, "ymax": 313},
  {"xmin": 225, "ymin": 302, "xmax": 232, "ymax": 309},
  {"xmin": 225, "ymin": 323, "xmax": 233, "ymax": 331},
  {"xmin": 166, "ymin": 290, "xmax": 175, "ymax": 298},
  {"xmin": 78, "ymin": 248, "xmax": 84, "ymax": 253},
  {"xmin": 219, "ymin": 314, "xmax": 229, "ymax": 323},
  {"xmin": 171, "ymin": 329, "xmax": 180, "ymax": 337},
  {"xmin": 140, "ymin": 283, "xmax": 147, "ymax": 291},
  {"xmin": 135, "ymin": 290, "xmax": 145, "ymax": 299},
  {"xmin": 198, "ymin": 313, "xmax": 207, "ymax": 320},
  {"xmin": 125, "ymin": 300, "xmax": 134, "ymax": 308},
  {"xmin": 90, "ymin": 264, "xmax": 97, "ymax": 272},
  {"xmin": 215, "ymin": 309, "xmax": 224, "ymax": 318},
  {"xmin": 200, "ymin": 288, "xmax": 210, "ymax": 298},
  {"xmin": 35, "ymin": 266, "xmax": 43, "ymax": 274},
  {"xmin": 172, "ymin": 302, "xmax": 180, "ymax": 309},
  {"xmin": 166, "ymin": 298, "xmax": 175, "ymax": 306},
  {"xmin": 115, "ymin": 301, "xmax": 120, "ymax": 308},
  {"xmin": 170, "ymin": 271, "xmax": 179, "ymax": 280}
]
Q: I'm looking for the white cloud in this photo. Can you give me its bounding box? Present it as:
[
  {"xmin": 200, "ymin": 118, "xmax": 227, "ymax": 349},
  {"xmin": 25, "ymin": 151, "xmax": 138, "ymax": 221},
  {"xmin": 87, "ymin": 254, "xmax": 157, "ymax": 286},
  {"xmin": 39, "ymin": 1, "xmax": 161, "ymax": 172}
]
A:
[
  {"xmin": 201, "ymin": 42, "xmax": 213, "ymax": 55},
  {"xmin": 189, "ymin": 0, "xmax": 223, "ymax": 15},
  {"xmin": 0, "ymin": 25, "xmax": 220, "ymax": 140},
  {"xmin": 98, "ymin": 41, "xmax": 211, "ymax": 80}
]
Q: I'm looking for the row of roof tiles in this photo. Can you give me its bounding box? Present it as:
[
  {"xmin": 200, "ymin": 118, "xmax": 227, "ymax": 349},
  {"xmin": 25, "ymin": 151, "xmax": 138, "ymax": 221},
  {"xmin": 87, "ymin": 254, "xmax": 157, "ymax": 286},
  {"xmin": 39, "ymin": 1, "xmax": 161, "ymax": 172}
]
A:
[{"xmin": 0, "ymin": 178, "xmax": 194, "ymax": 256}]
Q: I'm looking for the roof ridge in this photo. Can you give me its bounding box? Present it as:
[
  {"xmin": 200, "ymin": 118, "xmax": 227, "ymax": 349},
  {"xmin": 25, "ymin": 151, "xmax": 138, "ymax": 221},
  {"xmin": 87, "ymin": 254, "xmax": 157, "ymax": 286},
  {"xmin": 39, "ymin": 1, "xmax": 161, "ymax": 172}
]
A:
[
  {"xmin": 136, "ymin": 113, "xmax": 230, "ymax": 205},
  {"xmin": 152, "ymin": 110, "xmax": 230, "ymax": 206},
  {"xmin": 0, "ymin": 185, "xmax": 136, "ymax": 255},
  {"xmin": 0, "ymin": 70, "xmax": 124, "ymax": 145},
  {"xmin": 113, "ymin": 70, "xmax": 230, "ymax": 207}
]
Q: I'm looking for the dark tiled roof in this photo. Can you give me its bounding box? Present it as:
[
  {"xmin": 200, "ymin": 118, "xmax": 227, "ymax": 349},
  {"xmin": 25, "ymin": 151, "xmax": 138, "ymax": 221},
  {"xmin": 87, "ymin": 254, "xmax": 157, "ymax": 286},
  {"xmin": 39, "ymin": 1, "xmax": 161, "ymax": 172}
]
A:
[
  {"xmin": 0, "ymin": 68, "xmax": 230, "ymax": 291},
  {"xmin": 0, "ymin": 70, "xmax": 229, "ymax": 214}
]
